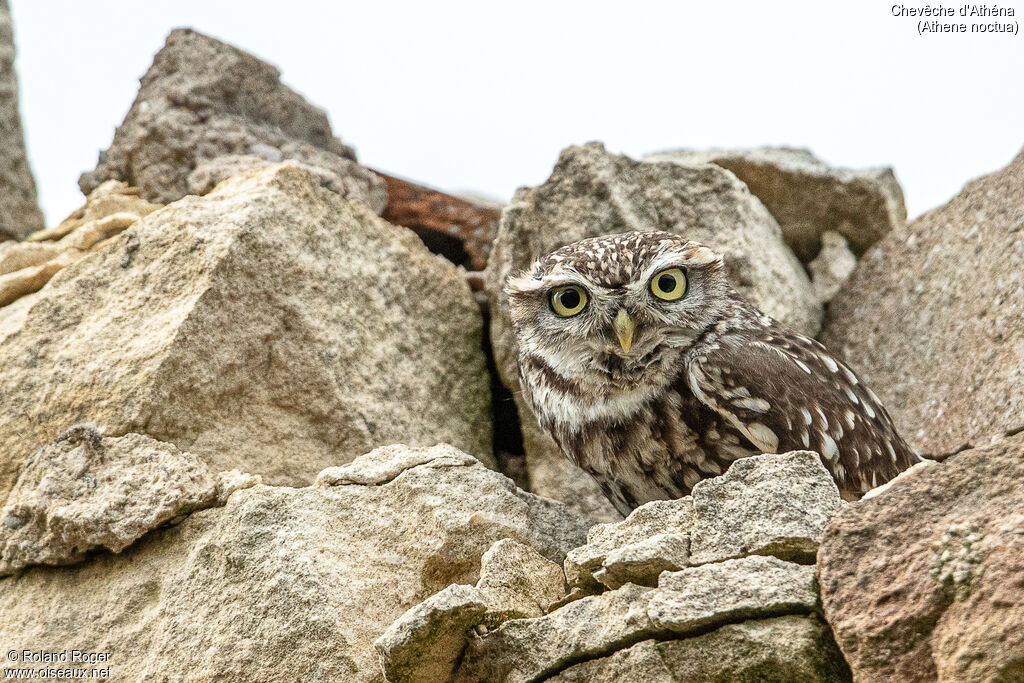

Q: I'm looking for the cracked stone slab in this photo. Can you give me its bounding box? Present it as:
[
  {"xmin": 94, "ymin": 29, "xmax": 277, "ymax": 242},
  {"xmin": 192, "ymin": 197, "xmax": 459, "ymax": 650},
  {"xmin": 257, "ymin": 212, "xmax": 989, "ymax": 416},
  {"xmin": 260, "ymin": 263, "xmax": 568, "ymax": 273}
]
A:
[
  {"xmin": 476, "ymin": 538, "xmax": 567, "ymax": 623},
  {"xmin": 550, "ymin": 616, "xmax": 850, "ymax": 682},
  {"xmin": 689, "ymin": 451, "xmax": 843, "ymax": 565},
  {"xmin": 648, "ymin": 555, "xmax": 819, "ymax": 634},
  {"xmin": 0, "ymin": 431, "xmax": 256, "ymax": 575}
]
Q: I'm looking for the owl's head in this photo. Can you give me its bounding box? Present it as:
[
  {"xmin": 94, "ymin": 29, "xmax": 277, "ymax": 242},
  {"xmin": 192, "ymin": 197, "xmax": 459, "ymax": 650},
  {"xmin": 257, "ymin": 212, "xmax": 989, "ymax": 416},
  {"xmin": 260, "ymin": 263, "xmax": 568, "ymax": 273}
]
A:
[{"xmin": 506, "ymin": 231, "xmax": 733, "ymax": 381}]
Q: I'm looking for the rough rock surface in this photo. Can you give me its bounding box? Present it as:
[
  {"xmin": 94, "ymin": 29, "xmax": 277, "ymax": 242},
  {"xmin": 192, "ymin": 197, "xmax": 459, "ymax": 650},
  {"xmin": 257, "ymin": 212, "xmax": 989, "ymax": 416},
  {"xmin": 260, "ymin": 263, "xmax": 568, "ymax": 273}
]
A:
[
  {"xmin": 809, "ymin": 231, "xmax": 857, "ymax": 304},
  {"xmin": 645, "ymin": 146, "xmax": 906, "ymax": 261},
  {"xmin": 485, "ymin": 142, "xmax": 820, "ymax": 516},
  {"xmin": 818, "ymin": 431, "xmax": 1024, "ymax": 683},
  {"xmin": 550, "ymin": 617, "xmax": 849, "ymax": 682},
  {"xmin": 689, "ymin": 450, "xmax": 843, "ymax": 565},
  {"xmin": 379, "ymin": 452, "xmax": 850, "ymax": 682},
  {"xmin": 0, "ymin": 444, "xmax": 590, "ymax": 682},
  {"xmin": 0, "ymin": 0, "xmax": 44, "ymax": 241},
  {"xmin": 822, "ymin": 147, "xmax": 1024, "ymax": 455},
  {"xmin": 0, "ymin": 165, "xmax": 493, "ymax": 504},
  {"xmin": 0, "ymin": 430, "xmax": 256, "ymax": 575},
  {"xmin": 0, "ymin": 181, "xmax": 159, "ymax": 307},
  {"xmin": 475, "ymin": 538, "xmax": 567, "ymax": 623},
  {"xmin": 78, "ymin": 29, "xmax": 385, "ymax": 212}
]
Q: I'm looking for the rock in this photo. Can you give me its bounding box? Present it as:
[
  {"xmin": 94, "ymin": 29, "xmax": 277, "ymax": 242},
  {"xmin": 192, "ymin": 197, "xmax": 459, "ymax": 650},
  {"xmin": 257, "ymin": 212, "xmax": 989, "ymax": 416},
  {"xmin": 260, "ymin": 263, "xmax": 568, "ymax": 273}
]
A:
[
  {"xmin": 455, "ymin": 557, "xmax": 823, "ymax": 682},
  {"xmin": 0, "ymin": 430, "xmax": 254, "ymax": 575},
  {"xmin": 822, "ymin": 148, "xmax": 1024, "ymax": 455},
  {"xmin": 809, "ymin": 231, "xmax": 857, "ymax": 304},
  {"xmin": 78, "ymin": 29, "xmax": 385, "ymax": 213},
  {"xmin": 645, "ymin": 146, "xmax": 906, "ymax": 262},
  {"xmin": 0, "ymin": 181, "xmax": 159, "ymax": 308},
  {"xmin": 485, "ymin": 142, "xmax": 819, "ymax": 516},
  {"xmin": 475, "ymin": 538, "xmax": 567, "ymax": 623},
  {"xmin": 648, "ymin": 556, "xmax": 819, "ymax": 632},
  {"xmin": 374, "ymin": 584, "xmax": 488, "ymax": 683},
  {"xmin": 0, "ymin": 1, "xmax": 44, "ymax": 241},
  {"xmin": 564, "ymin": 496, "xmax": 693, "ymax": 591},
  {"xmin": 0, "ymin": 444, "xmax": 590, "ymax": 682},
  {"xmin": 375, "ymin": 170, "xmax": 500, "ymax": 271},
  {"xmin": 0, "ymin": 165, "xmax": 493, "ymax": 504},
  {"xmin": 593, "ymin": 533, "xmax": 690, "ymax": 590},
  {"xmin": 550, "ymin": 617, "xmax": 850, "ymax": 682},
  {"xmin": 818, "ymin": 431, "xmax": 1024, "ymax": 682},
  {"xmin": 689, "ymin": 451, "xmax": 843, "ymax": 565}
]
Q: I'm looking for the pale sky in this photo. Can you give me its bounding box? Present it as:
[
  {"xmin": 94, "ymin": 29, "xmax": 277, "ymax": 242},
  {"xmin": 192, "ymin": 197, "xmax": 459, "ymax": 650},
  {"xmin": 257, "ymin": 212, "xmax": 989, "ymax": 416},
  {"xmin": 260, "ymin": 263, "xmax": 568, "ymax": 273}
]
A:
[{"xmin": 10, "ymin": 0, "xmax": 1024, "ymax": 226}]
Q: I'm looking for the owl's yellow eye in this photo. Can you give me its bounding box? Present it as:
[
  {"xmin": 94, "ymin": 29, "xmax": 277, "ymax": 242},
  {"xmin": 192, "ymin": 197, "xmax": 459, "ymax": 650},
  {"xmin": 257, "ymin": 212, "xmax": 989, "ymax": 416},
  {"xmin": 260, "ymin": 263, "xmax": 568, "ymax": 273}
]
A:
[
  {"xmin": 549, "ymin": 285, "xmax": 588, "ymax": 317},
  {"xmin": 650, "ymin": 267, "xmax": 687, "ymax": 301}
]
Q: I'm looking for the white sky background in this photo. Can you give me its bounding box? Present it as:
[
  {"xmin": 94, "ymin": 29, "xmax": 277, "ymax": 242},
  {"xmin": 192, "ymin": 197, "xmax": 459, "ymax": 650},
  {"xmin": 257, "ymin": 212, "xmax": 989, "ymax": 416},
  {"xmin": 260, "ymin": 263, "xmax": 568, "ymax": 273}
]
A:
[{"xmin": 10, "ymin": 0, "xmax": 1024, "ymax": 225}]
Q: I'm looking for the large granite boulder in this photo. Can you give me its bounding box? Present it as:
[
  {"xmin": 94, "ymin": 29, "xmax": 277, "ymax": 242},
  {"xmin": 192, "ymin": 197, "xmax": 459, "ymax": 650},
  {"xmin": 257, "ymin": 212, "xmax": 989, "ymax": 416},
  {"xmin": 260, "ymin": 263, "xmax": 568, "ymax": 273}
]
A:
[
  {"xmin": 0, "ymin": 164, "xmax": 493, "ymax": 504},
  {"xmin": 0, "ymin": 0, "xmax": 44, "ymax": 241},
  {"xmin": 822, "ymin": 147, "xmax": 1024, "ymax": 455},
  {"xmin": 377, "ymin": 451, "xmax": 851, "ymax": 682},
  {"xmin": 645, "ymin": 147, "xmax": 906, "ymax": 262},
  {"xmin": 484, "ymin": 142, "xmax": 820, "ymax": 519},
  {"xmin": 0, "ymin": 444, "xmax": 590, "ymax": 681},
  {"xmin": 818, "ymin": 430, "xmax": 1024, "ymax": 682},
  {"xmin": 78, "ymin": 29, "xmax": 385, "ymax": 212}
]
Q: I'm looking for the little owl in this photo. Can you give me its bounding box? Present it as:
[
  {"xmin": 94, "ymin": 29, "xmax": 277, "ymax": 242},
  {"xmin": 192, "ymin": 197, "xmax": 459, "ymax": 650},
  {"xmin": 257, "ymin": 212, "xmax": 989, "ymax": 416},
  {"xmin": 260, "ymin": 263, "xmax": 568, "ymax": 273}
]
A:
[{"xmin": 506, "ymin": 230, "xmax": 920, "ymax": 515}]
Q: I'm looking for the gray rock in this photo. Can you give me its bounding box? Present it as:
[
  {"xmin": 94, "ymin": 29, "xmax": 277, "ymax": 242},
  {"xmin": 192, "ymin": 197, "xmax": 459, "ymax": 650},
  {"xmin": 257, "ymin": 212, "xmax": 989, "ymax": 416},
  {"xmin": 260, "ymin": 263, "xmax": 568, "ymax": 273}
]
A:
[
  {"xmin": 822, "ymin": 146, "xmax": 1024, "ymax": 456},
  {"xmin": 648, "ymin": 556, "xmax": 819, "ymax": 633},
  {"xmin": 645, "ymin": 146, "xmax": 906, "ymax": 262},
  {"xmin": 593, "ymin": 532, "xmax": 690, "ymax": 590},
  {"xmin": 0, "ymin": 431, "xmax": 256, "ymax": 575},
  {"xmin": 689, "ymin": 451, "xmax": 843, "ymax": 565},
  {"xmin": 0, "ymin": 165, "xmax": 493, "ymax": 504},
  {"xmin": 485, "ymin": 142, "xmax": 820, "ymax": 517},
  {"xmin": 809, "ymin": 231, "xmax": 857, "ymax": 304},
  {"xmin": 0, "ymin": 1, "xmax": 44, "ymax": 241},
  {"xmin": 374, "ymin": 584, "xmax": 488, "ymax": 683},
  {"xmin": 475, "ymin": 538, "xmax": 567, "ymax": 623},
  {"xmin": 78, "ymin": 29, "xmax": 385, "ymax": 212},
  {"xmin": 550, "ymin": 616, "xmax": 850, "ymax": 682},
  {"xmin": 564, "ymin": 496, "xmax": 693, "ymax": 590},
  {"xmin": 0, "ymin": 443, "xmax": 590, "ymax": 681}
]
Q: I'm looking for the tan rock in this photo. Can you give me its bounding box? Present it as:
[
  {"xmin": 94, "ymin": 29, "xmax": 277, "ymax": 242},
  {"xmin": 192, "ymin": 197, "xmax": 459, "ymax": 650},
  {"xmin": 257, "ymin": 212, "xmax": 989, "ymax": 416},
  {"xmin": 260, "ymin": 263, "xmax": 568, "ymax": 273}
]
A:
[
  {"xmin": 646, "ymin": 146, "xmax": 907, "ymax": 261},
  {"xmin": 818, "ymin": 431, "xmax": 1024, "ymax": 682},
  {"xmin": 0, "ymin": 165, "xmax": 493, "ymax": 504},
  {"xmin": 476, "ymin": 538, "xmax": 567, "ymax": 622},
  {"xmin": 0, "ymin": 429, "xmax": 255, "ymax": 575},
  {"xmin": 822, "ymin": 148, "xmax": 1024, "ymax": 455},
  {"xmin": 485, "ymin": 142, "xmax": 820, "ymax": 516},
  {"xmin": 809, "ymin": 230, "xmax": 857, "ymax": 304},
  {"xmin": 0, "ymin": 444, "xmax": 590, "ymax": 682}
]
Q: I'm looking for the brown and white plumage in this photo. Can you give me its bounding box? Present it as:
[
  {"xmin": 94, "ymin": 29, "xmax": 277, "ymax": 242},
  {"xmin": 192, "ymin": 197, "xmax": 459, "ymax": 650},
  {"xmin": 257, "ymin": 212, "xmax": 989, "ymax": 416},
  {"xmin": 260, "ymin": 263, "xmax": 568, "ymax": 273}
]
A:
[{"xmin": 506, "ymin": 231, "xmax": 919, "ymax": 515}]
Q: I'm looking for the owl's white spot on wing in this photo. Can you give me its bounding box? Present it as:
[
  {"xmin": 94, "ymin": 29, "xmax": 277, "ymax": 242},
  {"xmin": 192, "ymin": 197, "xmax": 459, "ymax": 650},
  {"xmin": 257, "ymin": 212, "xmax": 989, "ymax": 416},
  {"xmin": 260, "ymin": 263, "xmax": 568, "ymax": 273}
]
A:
[
  {"xmin": 734, "ymin": 397, "xmax": 770, "ymax": 413},
  {"xmin": 845, "ymin": 387, "xmax": 859, "ymax": 404},
  {"xmin": 745, "ymin": 422, "xmax": 779, "ymax": 453},
  {"xmin": 794, "ymin": 359, "xmax": 812, "ymax": 374},
  {"xmin": 801, "ymin": 430, "xmax": 810, "ymax": 448},
  {"xmin": 816, "ymin": 407, "xmax": 829, "ymax": 430},
  {"xmin": 822, "ymin": 356, "xmax": 839, "ymax": 373},
  {"xmin": 800, "ymin": 408, "xmax": 813, "ymax": 425},
  {"xmin": 863, "ymin": 401, "xmax": 877, "ymax": 420},
  {"xmin": 886, "ymin": 441, "xmax": 897, "ymax": 462},
  {"xmin": 820, "ymin": 433, "xmax": 839, "ymax": 462},
  {"xmin": 845, "ymin": 410, "xmax": 857, "ymax": 429}
]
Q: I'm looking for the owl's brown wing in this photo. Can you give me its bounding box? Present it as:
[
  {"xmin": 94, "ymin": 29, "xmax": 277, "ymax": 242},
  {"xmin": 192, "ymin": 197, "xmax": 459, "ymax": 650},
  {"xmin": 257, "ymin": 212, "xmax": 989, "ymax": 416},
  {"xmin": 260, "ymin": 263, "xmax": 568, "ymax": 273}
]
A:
[{"xmin": 684, "ymin": 328, "xmax": 920, "ymax": 495}]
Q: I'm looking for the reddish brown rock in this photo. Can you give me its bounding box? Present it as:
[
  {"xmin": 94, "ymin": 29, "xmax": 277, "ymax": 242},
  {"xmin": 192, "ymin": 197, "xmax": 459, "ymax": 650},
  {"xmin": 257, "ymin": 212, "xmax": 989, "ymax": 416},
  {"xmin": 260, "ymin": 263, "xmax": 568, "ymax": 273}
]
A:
[
  {"xmin": 817, "ymin": 430, "xmax": 1024, "ymax": 682},
  {"xmin": 822, "ymin": 147, "xmax": 1024, "ymax": 456},
  {"xmin": 375, "ymin": 171, "xmax": 499, "ymax": 271}
]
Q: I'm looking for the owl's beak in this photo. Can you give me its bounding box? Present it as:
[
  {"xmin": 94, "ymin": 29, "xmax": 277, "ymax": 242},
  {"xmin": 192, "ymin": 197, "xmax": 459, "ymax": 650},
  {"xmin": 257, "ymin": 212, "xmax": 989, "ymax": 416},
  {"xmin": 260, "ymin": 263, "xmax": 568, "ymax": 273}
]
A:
[{"xmin": 613, "ymin": 309, "xmax": 635, "ymax": 353}]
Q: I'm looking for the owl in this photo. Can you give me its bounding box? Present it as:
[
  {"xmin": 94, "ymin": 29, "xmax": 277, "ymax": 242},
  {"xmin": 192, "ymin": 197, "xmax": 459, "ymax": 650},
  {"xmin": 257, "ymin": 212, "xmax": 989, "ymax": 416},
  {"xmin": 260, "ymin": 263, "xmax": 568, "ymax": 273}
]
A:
[{"xmin": 506, "ymin": 231, "xmax": 920, "ymax": 515}]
